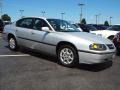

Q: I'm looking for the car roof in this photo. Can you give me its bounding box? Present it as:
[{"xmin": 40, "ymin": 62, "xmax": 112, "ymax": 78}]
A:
[
  {"xmin": 21, "ymin": 17, "xmax": 62, "ymax": 20},
  {"xmin": 22, "ymin": 16, "xmax": 47, "ymax": 20}
]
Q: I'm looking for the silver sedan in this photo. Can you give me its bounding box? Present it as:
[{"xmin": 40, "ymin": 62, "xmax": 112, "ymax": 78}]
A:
[{"xmin": 3, "ymin": 17, "xmax": 116, "ymax": 67}]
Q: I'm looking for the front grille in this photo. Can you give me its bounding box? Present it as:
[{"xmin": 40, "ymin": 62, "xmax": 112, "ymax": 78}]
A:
[{"xmin": 107, "ymin": 44, "xmax": 114, "ymax": 49}]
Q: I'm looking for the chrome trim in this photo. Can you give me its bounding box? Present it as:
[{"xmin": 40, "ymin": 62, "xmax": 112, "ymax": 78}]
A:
[{"xmin": 78, "ymin": 49, "xmax": 115, "ymax": 55}]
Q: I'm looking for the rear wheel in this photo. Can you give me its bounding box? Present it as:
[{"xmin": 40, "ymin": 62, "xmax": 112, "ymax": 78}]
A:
[
  {"xmin": 8, "ymin": 37, "xmax": 18, "ymax": 51},
  {"xmin": 57, "ymin": 45, "xmax": 79, "ymax": 67}
]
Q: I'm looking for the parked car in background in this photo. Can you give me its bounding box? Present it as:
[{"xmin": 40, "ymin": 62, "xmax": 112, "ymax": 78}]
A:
[
  {"xmin": 0, "ymin": 19, "xmax": 4, "ymax": 33},
  {"xmin": 77, "ymin": 24, "xmax": 97, "ymax": 32},
  {"xmin": 3, "ymin": 17, "xmax": 116, "ymax": 67},
  {"xmin": 91, "ymin": 25, "xmax": 120, "ymax": 40},
  {"xmin": 113, "ymin": 32, "xmax": 120, "ymax": 53},
  {"xmin": 4, "ymin": 21, "xmax": 12, "ymax": 25},
  {"xmin": 90, "ymin": 24, "xmax": 109, "ymax": 30}
]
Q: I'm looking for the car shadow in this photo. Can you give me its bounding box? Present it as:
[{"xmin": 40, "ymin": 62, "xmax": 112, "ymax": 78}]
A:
[
  {"xmin": 5, "ymin": 46, "xmax": 57, "ymax": 63},
  {"xmin": 5, "ymin": 46, "xmax": 113, "ymax": 72},
  {"xmin": 75, "ymin": 61, "xmax": 113, "ymax": 72},
  {"xmin": 19, "ymin": 47, "xmax": 59, "ymax": 64}
]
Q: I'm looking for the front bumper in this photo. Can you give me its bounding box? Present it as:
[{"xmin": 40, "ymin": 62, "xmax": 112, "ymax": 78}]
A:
[{"xmin": 78, "ymin": 50, "xmax": 115, "ymax": 64}]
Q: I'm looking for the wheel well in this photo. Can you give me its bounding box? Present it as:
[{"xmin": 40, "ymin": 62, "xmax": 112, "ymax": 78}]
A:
[
  {"xmin": 56, "ymin": 41, "xmax": 78, "ymax": 53},
  {"xmin": 107, "ymin": 35, "xmax": 114, "ymax": 40},
  {"xmin": 8, "ymin": 33, "xmax": 15, "ymax": 40}
]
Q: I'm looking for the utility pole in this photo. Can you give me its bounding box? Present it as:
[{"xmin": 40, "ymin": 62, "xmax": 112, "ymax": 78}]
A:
[
  {"xmin": 41, "ymin": 11, "xmax": 45, "ymax": 17},
  {"xmin": 19, "ymin": 10, "xmax": 24, "ymax": 18},
  {"xmin": 78, "ymin": 3, "xmax": 85, "ymax": 23},
  {"xmin": 61, "ymin": 12, "xmax": 65, "ymax": 20},
  {"xmin": 0, "ymin": 0, "xmax": 3, "ymax": 18},
  {"xmin": 98, "ymin": 13, "xmax": 101, "ymax": 24},
  {"xmin": 109, "ymin": 16, "xmax": 113, "ymax": 25},
  {"xmin": 95, "ymin": 14, "xmax": 101, "ymax": 25},
  {"xmin": 95, "ymin": 15, "xmax": 98, "ymax": 25}
]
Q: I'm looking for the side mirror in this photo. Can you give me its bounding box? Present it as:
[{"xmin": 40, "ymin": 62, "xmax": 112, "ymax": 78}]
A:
[{"xmin": 41, "ymin": 27, "xmax": 51, "ymax": 32}]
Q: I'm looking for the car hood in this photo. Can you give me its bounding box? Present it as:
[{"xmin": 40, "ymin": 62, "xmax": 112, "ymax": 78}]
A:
[{"xmin": 58, "ymin": 32, "xmax": 112, "ymax": 44}]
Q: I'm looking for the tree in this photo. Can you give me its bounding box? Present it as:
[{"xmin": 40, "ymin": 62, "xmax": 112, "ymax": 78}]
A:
[
  {"xmin": 81, "ymin": 18, "xmax": 86, "ymax": 24},
  {"xmin": 104, "ymin": 20, "xmax": 109, "ymax": 26},
  {"xmin": 1, "ymin": 14, "xmax": 11, "ymax": 21}
]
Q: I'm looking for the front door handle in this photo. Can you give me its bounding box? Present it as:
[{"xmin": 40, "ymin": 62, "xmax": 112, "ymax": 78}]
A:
[{"xmin": 31, "ymin": 32, "xmax": 35, "ymax": 35}]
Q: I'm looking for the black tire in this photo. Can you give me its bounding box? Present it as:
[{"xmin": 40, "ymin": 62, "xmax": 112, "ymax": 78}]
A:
[
  {"xmin": 57, "ymin": 45, "xmax": 79, "ymax": 67},
  {"xmin": 116, "ymin": 47, "xmax": 120, "ymax": 56},
  {"xmin": 8, "ymin": 37, "xmax": 18, "ymax": 51}
]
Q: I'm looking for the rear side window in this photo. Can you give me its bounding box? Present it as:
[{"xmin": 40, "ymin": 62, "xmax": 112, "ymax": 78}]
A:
[{"xmin": 16, "ymin": 18, "xmax": 33, "ymax": 29}]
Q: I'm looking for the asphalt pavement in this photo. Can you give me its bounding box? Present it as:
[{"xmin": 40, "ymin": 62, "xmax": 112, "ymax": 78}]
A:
[{"xmin": 0, "ymin": 35, "xmax": 120, "ymax": 90}]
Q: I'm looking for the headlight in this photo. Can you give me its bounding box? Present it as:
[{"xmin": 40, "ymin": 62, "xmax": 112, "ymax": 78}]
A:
[{"xmin": 89, "ymin": 43, "xmax": 107, "ymax": 51}]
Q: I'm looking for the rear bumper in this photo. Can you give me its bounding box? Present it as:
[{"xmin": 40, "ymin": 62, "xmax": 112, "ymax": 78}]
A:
[{"xmin": 78, "ymin": 50, "xmax": 115, "ymax": 64}]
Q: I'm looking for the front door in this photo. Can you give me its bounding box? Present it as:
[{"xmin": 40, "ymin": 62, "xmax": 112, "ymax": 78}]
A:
[{"xmin": 28, "ymin": 18, "xmax": 52, "ymax": 52}]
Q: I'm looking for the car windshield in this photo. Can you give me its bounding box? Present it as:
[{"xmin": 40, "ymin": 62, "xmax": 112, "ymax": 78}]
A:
[
  {"xmin": 47, "ymin": 19, "xmax": 80, "ymax": 32},
  {"xmin": 107, "ymin": 25, "xmax": 120, "ymax": 31}
]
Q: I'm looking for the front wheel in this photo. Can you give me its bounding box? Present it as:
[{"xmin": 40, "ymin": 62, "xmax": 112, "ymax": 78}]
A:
[
  {"xmin": 8, "ymin": 37, "xmax": 18, "ymax": 51},
  {"xmin": 57, "ymin": 45, "xmax": 79, "ymax": 67}
]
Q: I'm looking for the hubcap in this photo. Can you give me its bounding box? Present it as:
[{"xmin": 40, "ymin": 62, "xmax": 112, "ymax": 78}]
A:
[
  {"xmin": 60, "ymin": 48, "xmax": 74, "ymax": 64},
  {"xmin": 9, "ymin": 38, "xmax": 16, "ymax": 49}
]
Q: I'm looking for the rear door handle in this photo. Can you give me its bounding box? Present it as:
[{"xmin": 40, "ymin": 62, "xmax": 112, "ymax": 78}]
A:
[{"xmin": 16, "ymin": 30, "xmax": 18, "ymax": 32}]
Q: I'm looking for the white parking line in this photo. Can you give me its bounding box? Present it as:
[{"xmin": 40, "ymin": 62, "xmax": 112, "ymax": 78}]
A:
[{"xmin": 0, "ymin": 54, "xmax": 30, "ymax": 57}]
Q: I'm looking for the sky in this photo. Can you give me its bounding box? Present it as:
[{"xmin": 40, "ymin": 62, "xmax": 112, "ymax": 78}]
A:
[{"xmin": 2, "ymin": 0, "xmax": 120, "ymax": 24}]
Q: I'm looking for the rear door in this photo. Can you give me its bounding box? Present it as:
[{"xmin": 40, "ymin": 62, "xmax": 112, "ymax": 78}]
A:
[{"xmin": 15, "ymin": 18, "xmax": 34, "ymax": 47}]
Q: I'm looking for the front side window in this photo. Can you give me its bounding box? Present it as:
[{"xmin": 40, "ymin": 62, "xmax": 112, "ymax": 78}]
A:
[
  {"xmin": 16, "ymin": 18, "xmax": 33, "ymax": 29},
  {"xmin": 47, "ymin": 19, "xmax": 80, "ymax": 32},
  {"xmin": 33, "ymin": 19, "xmax": 50, "ymax": 30}
]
